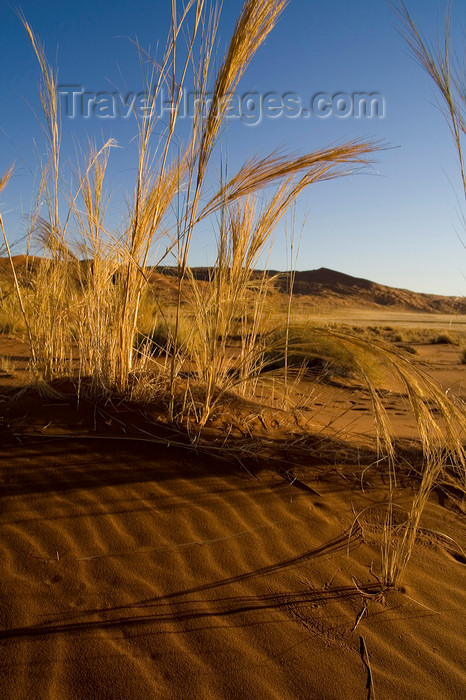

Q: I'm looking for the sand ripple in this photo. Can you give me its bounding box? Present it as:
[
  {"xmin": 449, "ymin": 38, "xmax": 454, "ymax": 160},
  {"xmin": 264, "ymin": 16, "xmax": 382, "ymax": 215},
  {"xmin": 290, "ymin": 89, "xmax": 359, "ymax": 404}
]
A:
[{"xmin": 0, "ymin": 438, "xmax": 465, "ymax": 699}]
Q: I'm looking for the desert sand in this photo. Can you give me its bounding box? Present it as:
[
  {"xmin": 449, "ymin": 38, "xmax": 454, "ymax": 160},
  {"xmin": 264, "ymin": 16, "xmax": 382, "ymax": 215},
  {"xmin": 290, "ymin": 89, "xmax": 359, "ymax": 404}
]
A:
[{"xmin": 0, "ymin": 325, "xmax": 465, "ymax": 700}]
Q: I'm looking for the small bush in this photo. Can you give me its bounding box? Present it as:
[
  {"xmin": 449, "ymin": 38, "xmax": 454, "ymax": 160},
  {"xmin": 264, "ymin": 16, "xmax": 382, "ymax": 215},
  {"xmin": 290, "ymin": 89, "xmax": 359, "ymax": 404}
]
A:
[
  {"xmin": 267, "ymin": 327, "xmax": 361, "ymax": 378},
  {"xmin": 431, "ymin": 333, "xmax": 456, "ymax": 345},
  {"xmin": 461, "ymin": 348, "xmax": 466, "ymax": 365}
]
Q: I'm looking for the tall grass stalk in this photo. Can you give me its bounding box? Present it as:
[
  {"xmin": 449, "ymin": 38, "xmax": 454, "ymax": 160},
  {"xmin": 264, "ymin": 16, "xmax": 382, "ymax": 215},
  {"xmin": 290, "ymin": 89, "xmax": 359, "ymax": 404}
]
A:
[
  {"xmin": 168, "ymin": 0, "xmax": 290, "ymax": 416},
  {"xmin": 283, "ymin": 205, "xmax": 302, "ymax": 406},
  {"xmin": 393, "ymin": 2, "xmax": 466, "ymax": 209}
]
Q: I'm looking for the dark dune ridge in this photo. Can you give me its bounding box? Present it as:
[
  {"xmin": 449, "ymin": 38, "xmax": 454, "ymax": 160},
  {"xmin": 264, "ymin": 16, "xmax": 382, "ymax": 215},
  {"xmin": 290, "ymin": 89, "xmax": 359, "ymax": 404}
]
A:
[{"xmin": 153, "ymin": 265, "xmax": 466, "ymax": 314}]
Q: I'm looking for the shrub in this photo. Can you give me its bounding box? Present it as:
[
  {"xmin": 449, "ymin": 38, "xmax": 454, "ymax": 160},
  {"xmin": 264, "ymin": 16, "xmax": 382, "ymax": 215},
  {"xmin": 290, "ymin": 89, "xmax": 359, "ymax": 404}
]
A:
[
  {"xmin": 431, "ymin": 333, "xmax": 456, "ymax": 345},
  {"xmin": 267, "ymin": 326, "xmax": 363, "ymax": 379}
]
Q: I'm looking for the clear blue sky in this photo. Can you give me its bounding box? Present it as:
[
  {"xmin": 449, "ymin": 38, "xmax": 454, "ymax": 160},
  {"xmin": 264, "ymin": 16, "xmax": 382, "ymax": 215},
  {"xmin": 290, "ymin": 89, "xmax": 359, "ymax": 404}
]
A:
[{"xmin": 0, "ymin": 0, "xmax": 465, "ymax": 295}]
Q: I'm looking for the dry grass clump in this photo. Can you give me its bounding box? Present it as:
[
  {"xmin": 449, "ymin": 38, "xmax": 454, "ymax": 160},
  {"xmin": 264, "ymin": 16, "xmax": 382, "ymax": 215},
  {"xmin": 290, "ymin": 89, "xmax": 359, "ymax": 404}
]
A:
[
  {"xmin": 5, "ymin": 1, "xmax": 380, "ymax": 403},
  {"xmin": 431, "ymin": 332, "xmax": 457, "ymax": 345},
  {"xmin": 268, "ymin": 326, "xmax": 362, "ymax": 379}
]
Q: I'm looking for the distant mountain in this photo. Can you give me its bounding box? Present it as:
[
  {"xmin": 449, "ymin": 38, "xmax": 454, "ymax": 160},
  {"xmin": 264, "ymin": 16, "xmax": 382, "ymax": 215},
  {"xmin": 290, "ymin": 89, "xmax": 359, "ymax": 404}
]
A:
[
  {"xmin": 1, "ymin": 257, "xmax": 464, "ymax": 314},
  {"xmin": 268, "ymin": 267, "xmax": 466, "ymax": 314}
]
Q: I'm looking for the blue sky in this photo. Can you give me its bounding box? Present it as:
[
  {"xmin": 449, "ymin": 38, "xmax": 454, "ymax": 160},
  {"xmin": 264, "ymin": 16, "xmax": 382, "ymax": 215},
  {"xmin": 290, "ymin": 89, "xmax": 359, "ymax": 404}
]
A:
[{"xmin": 0, "ymin": 0, "xmax": 465, "ymax": 295}]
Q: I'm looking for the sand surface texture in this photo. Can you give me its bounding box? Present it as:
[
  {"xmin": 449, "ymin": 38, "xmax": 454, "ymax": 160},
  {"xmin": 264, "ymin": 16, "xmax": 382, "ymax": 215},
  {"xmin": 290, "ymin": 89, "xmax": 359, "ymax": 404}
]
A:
[{"xmin": 0, "ymin": 332, "xmax": 465, "ymax": 699}]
